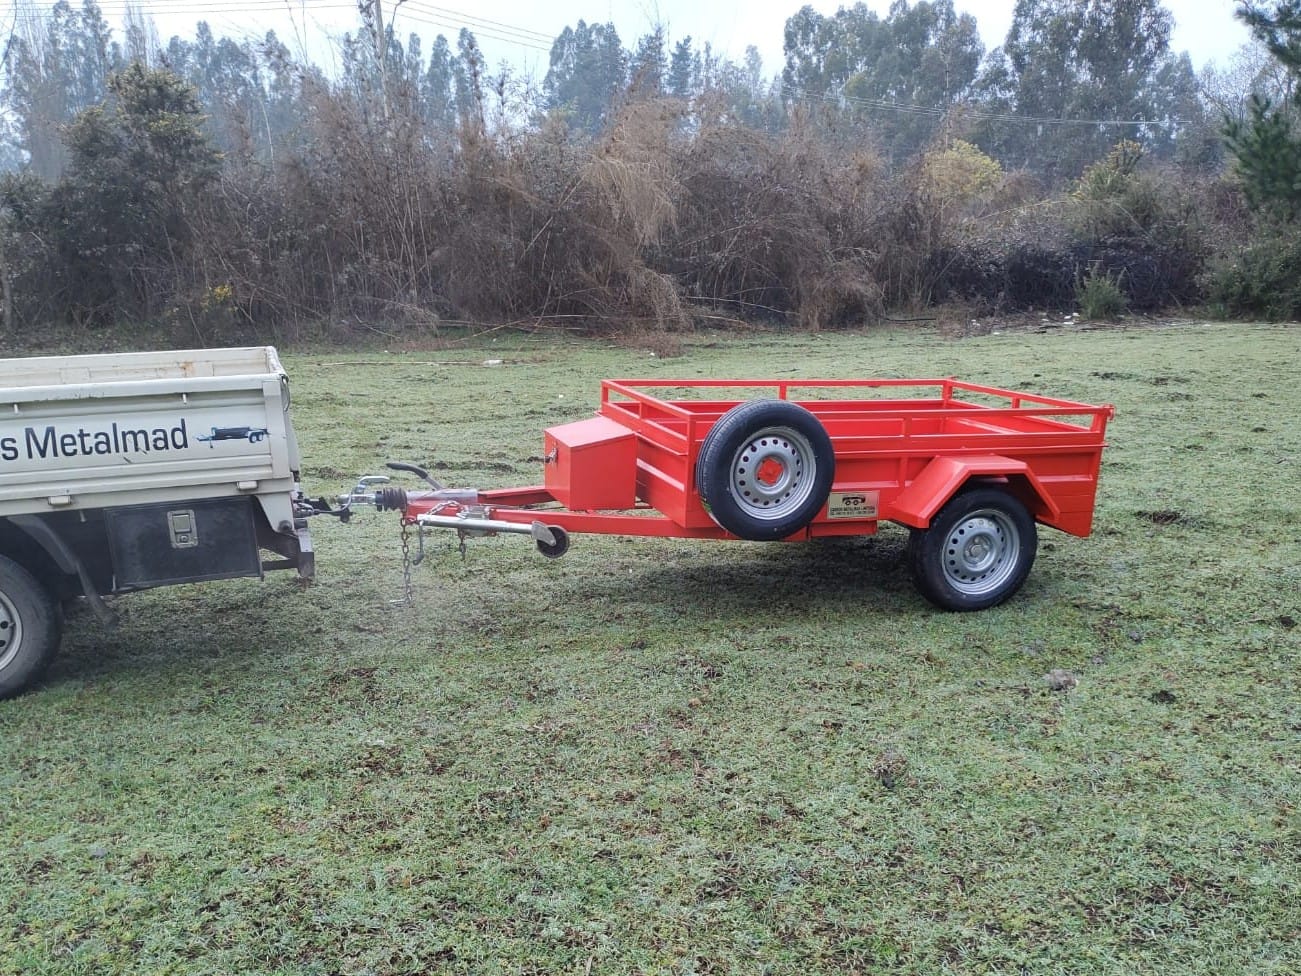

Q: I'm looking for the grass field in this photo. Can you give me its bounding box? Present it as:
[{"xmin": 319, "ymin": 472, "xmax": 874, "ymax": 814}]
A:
[{"xmin": 1, "ymin": 321, "xmax": 1298, "ymax": 975}]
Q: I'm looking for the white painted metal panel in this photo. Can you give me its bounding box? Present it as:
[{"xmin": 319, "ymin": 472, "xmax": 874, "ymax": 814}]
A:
[{"xmin": 0, "ymin": 347, "xmax": 303, "ymax": 519}]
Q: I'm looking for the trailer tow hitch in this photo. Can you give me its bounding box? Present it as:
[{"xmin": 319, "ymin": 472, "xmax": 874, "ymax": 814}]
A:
[{"xmin": 339, "ymin": 463, "xmax": 570, "ymax": 560}]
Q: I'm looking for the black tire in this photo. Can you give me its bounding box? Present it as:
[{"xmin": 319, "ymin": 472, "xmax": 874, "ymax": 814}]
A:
[
  {"xmin": 907, "ymin": 487, "xmax": 1037, "ymax": 611},
  {"xmin": 0, "ymin": 554, "xmax": 62, "ymax": 699},
  {"xmin": 696, "ymin": 400, "xmax": 835, "ymax": 541},
  {"xmin": 536, "ymin": 526, "xmax": 569, "ymax": 559}
]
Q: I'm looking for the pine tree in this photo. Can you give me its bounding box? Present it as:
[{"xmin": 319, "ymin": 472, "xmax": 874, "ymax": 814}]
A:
[
  {"xmin": 630, "ymin": 28, "xmax": 666, "ymax": 98},
  {"xmin": 667, "ymin": 37, "xmax": 696, "ymax": 99},
  {"xmin": 1226, "ymin": 2, "xmax": 1301, "ymax": 217}
]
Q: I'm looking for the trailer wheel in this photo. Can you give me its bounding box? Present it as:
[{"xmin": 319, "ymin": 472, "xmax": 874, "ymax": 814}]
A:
[
  {"xmin": 536, "ymin": 526, "xmax": 569, "ymax": 559},
  {"xmin": 0, "ymin": 555, "xmax": 61, "ymax": 699},
  {"xmin": 696, "ymin": 400, "xmax": 835, "ymax": 541},
  {"xmin": 908, "ymin": 488, "xmax": 1037, "ymax": 611}
]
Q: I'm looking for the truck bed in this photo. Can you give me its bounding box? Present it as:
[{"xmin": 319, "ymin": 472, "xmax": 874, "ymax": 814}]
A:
[
  {"xmin": 0, "ymin": 346, "xmax": 288, "ymax": 390},
  {"xmin": 0, "ymin": 347, "xmax": 300, "ymax": 518}
]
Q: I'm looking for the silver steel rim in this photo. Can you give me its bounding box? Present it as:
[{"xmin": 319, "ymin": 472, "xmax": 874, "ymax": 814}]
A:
[
  {"xmin": 0, "ymin": 590, "xmax": 21, "ymax": 672},
  {"xmin": 727, "ymin": 425, "xmax": 818, "ymax": 521},
  {"xmin": 942, "ymin": 508, "xmax": 1021, "ymax": 597}
]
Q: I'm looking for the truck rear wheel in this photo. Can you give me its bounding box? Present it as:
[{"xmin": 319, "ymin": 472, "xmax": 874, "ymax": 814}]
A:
[
  {"xmin": 696, "ymin": 400, "xmax": 835, "ymax": 541},
  {"xmin": 0, "ymin": 555, "xmax": 61, "ymax": 699},
  {"xmin": 908, "ymin": 488, "xmax": 1037, "ymax": 611}
]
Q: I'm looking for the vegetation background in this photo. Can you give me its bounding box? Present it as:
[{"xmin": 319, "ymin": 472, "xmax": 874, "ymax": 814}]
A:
[{"xmin": 3, "ymin": 0, "xmax": 1301, "ymax": 345}]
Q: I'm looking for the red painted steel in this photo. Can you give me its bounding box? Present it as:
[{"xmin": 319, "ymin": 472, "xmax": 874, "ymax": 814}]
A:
[
  {"xmin": 543, "ymin": 416, "xmax": 637, "ymax": 511},
  {"xmin": 400, "ymin": 378, "xmax": 1113, "ymax": 542}
]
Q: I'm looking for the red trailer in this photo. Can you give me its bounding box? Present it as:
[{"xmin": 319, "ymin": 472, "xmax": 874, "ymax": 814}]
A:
[{"xmin": 358, "ymin": 378, "xmax": 1113, "ymax": 610}]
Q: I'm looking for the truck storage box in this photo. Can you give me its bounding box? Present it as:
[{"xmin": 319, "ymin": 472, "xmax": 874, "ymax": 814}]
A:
[
  {"xmin": 106, "ymin": 497, "xmax": 260, "ymax": 589},
  {"xmin": 543, "ymin": 416, "xmax": 637, "ymax": 511}
]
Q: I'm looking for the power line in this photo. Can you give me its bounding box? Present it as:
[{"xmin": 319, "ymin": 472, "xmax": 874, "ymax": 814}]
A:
[
  {"xmin": 86, "ymin": 1, "xmax": 355, "ymax": 16},
  {"xmin": 395, "ymin": 6, "xmax": 552, "ymax": 54},
  {"xmin": 780, "ymin": 85, "xmax": 1186, "ymax": 127},
  {"xmin": 404, "ymin": 2, "xmax": 552, "ymax": 43},
  {"xmin": 86, "ymin": 0, "xmax": 556, "ymax": 53}
]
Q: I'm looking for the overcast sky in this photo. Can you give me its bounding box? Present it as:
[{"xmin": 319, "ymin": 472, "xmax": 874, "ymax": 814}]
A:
[{"xmin": 131, "ymin": 0, "xmax": 1254, "ymax": 81}]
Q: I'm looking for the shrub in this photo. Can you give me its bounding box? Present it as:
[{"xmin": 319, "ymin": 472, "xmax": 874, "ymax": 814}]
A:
[
  {"xmin": 1205, "ymin": 228, "xmax": 1301, "ymax": 321},
  {"xmin": 927, "ymin": 242, "xmax": 1004, "ymax": 307},
  {"xmin": 1076, "ymin": 266, "xmax": 1128, "ymax": 320},
  {"xmin": 1072, "ymin": 140, "xmax": 1145, "ymax": 220},
  {"xmin": 919, "ymin": 140, "xmax": 1003, "ymax": 214},
  {"xmin": 0, "ymin": 172, "xmax": 57, "ymax": 329},
  {"xmin": 1002, "ymin": 242, "xmax": 1078, "ymax": 310},
  {"xmin": 668, "ymin": 118, "xmax": 888, "ymax": 327},
  {"xmin": 1066, "ymin": 141, "xmax": 1209, "ymax": 310},
  {"xmin": 0, "ymin": 65, "xmax": 1236, "ymax": 341},
  {"xmin": 54, "ymin": 64, "xmax": 219, "ymax": 325}
]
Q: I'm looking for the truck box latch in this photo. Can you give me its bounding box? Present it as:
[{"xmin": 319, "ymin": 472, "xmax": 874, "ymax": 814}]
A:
[{"xmin": 168, "ymin": 509, "xmax": 198, "ymax": 548}]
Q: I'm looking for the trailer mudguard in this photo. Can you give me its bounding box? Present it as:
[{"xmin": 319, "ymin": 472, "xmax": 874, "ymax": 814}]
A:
[{"xmin": 883, "ymin": 454, "xmax": 1060, "ymax": 529}]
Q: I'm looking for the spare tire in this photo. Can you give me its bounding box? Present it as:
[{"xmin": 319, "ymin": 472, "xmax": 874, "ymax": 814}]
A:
[{"xmin": 696, "ymin": 399, "xmax": 835, "ymax": 541}]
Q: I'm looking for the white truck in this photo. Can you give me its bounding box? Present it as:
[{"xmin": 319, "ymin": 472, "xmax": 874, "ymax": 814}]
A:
[{"xmin": 0, "ymin": 346, "xmax": 322, "ymax": 698}]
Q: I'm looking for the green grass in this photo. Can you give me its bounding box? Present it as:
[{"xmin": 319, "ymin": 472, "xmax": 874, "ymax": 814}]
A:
[{"xmin": 2, "ymin": 322, "xmax": 1299, "ymax": 975}]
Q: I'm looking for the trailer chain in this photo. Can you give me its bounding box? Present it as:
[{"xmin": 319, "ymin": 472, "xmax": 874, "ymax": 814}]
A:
[{"xmin": 394, "ymin": 521, "xmax": 414, "ymax": 608}]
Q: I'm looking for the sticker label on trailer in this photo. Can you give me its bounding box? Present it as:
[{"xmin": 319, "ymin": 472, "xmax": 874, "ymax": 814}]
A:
[{"xmin": 827, "ymin": 490, "xmax": 879, "ymax": 519}]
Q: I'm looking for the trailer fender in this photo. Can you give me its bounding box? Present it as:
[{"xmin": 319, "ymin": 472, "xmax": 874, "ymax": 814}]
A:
[{"xmin": 884, "ymin": 455, "xmax": 1060, "ymax": 529}]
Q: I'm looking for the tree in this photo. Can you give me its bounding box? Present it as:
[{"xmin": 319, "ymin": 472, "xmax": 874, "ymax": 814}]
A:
[
  {"xmin": 709, "ymin": 47, "xmax": 782, "ymax": 132},
  {"xmin": 630, "ymin": 28, "xmax": 666, "ymax": 98},
  {"xmin": 783, "ymin": 3, "xmax": 887, "ymax": 102},
  {"xmin": 47, "ymin": 64, "xmax": 219, "ymax": 322},
  {"xmin": 973, "ymin": 0, "xmax": 1188, "ymax": 180},
  {"xmin": 454, "ymin": 28, "xmax": 486, "ymax": 139},
  {"xmin": 1152, "ymin": 53, "xmax": 1218, "ymax": 169},
  {"xmin": 1202, "ymin": 39, "xmax": 1295, "ymax": 128},
  {"xmin": 261, "ymin": 30, "xmax": 310, "ymax": 157},
  {"xmin": 122, "ymin": 2, "xmax": 160, "ymax": 66},
  {"xmin": 179, "ymin": 23, "xmax": 268, "ymax": 158},
  {"xmin": 421, "ymin": 34, "xmax": 459, "ymax": 130},
  {"xmin": 781, "ymin": 1, "xmax": 983, "ymax": 160},
  {"xmin": 543, "ymin": 20, "xmax": 627, "ymax": 134},
  {"xmin": 0, "ymin": 111, "xmax": 26, "ymax": 171},
  {"xmin": 340, "ymin": 13, "xmax": 408, "ymax": 131},
  {"xmin": 1225, "ymin": 2, "xmax": 1301, "ymax": 216},
  {"xmin": 667, "ymin": 36, "xmax": 696, "ymax": 99},
  {"xmin": 1239, "ymin": 0, "xmax": 1301, "ymax": 62},
  {"xmin": 3, "ymin": 0, "xmax": 118, "ymax": 178}
]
